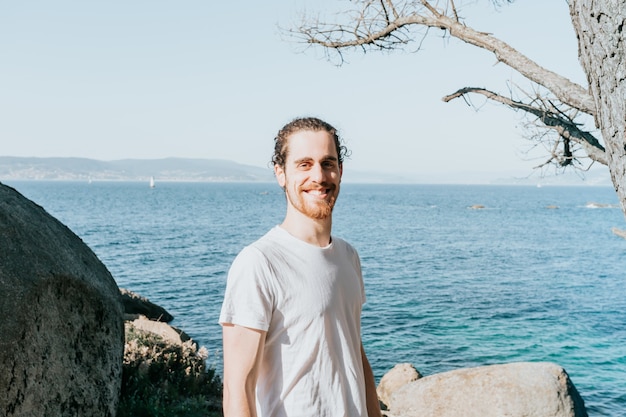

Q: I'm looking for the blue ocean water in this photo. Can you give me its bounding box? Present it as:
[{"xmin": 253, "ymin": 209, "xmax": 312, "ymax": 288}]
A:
[{"xmin": 6, "ymin": 180, "xmax": 626, "ymax": 416}]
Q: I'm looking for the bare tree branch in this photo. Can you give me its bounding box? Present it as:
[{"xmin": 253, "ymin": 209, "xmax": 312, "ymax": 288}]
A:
[
  {"xmin": 449, "ymin": 0, "xmax": 460, "ymax": 22},
  {"xmin": 290, "ymin": 0, "xmax": 607, "ymax": 173},
  {"xmin": 384, "ymin": 0, "xmax": 400, "ymax": 20},
  {"xmin": 442, "ymin": 87, "xmax": 607, "ymax": 165},
  {"xmin": 295, "ymin": 0, "xmax": 595, "ymax": 115}
]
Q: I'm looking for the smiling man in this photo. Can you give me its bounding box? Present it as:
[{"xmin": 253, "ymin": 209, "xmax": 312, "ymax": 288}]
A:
[{"xmin": 219, "ymin": 117, "xmax": 381, "ymax": 417}]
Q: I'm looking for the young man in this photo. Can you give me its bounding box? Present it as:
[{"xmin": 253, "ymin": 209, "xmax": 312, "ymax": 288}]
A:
[{"xmin": 219, "ymin": 117, "xmax": 381, "ymax": 417}]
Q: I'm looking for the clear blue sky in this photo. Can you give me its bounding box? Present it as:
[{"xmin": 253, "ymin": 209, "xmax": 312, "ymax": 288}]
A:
[{"xmin": 0, "ymin": 1, "xmax": 593, "ymax": 181}]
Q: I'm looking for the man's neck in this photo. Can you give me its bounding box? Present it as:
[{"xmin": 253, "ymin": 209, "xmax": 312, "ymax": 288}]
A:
[{"xmin": 280, "ymin": 211, "xmax": 332, "ymax": 247}]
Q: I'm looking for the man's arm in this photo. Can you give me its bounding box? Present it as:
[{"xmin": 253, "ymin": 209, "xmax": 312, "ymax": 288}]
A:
[
  {"xmin": 222, "ymin": 323, "xmax": 267, "ymax": 417},
  {"xmin": 361, "ymin": 343, "xmax": 383, "ymax": 417}
]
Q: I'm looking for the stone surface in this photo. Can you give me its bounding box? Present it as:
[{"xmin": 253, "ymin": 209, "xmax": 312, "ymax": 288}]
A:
[
  {"xmin": 377, "ymin": 363, "xmax": 422, "ymax": 409},
  {"xmin": 0, "ymin": 183, "xmax": 124, "ymax": 417},
  {"xmin": 128, "ymin": 315, "xmax": 190, "ymax": 345},
  {"xmin": 388, "ymin": 362, "xmax": 588, "ymax": 417},
  {"xmin": 120, "ymin": 288, "xmax": 174, "ymax": 322}
]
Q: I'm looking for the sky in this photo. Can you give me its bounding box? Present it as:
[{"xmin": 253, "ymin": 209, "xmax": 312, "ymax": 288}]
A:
[{"xmin": 0, "ymin": 0, "xmax": 601, "ymax": 182}]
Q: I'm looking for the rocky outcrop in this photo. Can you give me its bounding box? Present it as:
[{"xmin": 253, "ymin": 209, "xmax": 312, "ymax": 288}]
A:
[
  {"xmin": 127, "ymin": 315, "xmax": 190, "ymax": 344},
  {"xmin": 0, "ymin": 183, "xmax": 124, "ymax": 417},
  {"xmin": 120, "ymin": 288, "xmax": 174, "ymax": 322},
  {"xmin": 383, "ymin": 362, "xmax": 587, "ymax": 417},
  {"xmin": 377, "ymin": 363, "xmax": 422, "ymax": 409}
]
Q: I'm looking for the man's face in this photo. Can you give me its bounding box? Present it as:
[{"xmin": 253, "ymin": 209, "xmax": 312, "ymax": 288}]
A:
[{"xmin": 275, "ymin": 129, "xmax": 342, "ymax": 220}]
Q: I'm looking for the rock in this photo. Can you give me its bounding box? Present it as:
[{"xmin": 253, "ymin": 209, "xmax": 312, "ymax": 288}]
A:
[
  {"xmin": 120, "ymin": 288, "xmax": 174, "ymax": 322},
  {"xmin": 388, "ymin": 362, "xmax": 587, "ymax": 417},
  {"xmin": 377, "ymin": 363, "xmax": 422, "ymax": 409},
  {"xmin": 585, "ymin": 201, "xmax": 616, "ymax": 208},
  {"xmin": 127, "ymin": 315, "xmax": 190, "ymax": 345},
  {"xmin": 611, "ymin": 227, "xmax": 626, "ymax": 239},
  {"xmin": 0, "ymin": 183, "xmax": 124, "ymax": 417}
]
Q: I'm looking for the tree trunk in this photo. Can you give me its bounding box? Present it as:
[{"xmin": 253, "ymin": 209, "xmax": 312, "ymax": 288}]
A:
[{"xmin": 570, "ymin": 0, "xmax": 626, "ymax": 215}]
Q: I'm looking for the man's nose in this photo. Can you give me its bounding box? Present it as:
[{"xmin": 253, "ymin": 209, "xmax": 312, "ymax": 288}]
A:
[{"xmin": 310, "ymin": 163, "xmax": 325, "ymax": 182}]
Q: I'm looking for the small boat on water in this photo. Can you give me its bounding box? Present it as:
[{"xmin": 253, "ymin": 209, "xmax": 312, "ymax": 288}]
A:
[{"xmin": 149, "ymin": 176, "xmax": 155, "ymax": 188}]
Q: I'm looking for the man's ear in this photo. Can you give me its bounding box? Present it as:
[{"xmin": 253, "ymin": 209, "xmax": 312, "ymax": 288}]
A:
[{"xmin": 274, "ymin": 164, "xmax": 286, "ymax": 189}]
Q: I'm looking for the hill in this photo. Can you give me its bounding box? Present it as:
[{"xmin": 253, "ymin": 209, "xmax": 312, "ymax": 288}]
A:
[
  {"xmin": 0, "ymin": 157, "xmax": 275, "ymax": 182},
  {"xmin": 0, "ymin": 156, "xmax": 614, "ymax": 185}
]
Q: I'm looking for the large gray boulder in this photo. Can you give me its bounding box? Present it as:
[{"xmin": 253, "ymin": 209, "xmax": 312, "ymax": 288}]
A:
[
  {"xmin": 0, "ymin": 183, "xmax": 124, "ymax": 416},
  {"xmin": 386, "ymin": 362, "xmax": 587, "ymax": 417}
]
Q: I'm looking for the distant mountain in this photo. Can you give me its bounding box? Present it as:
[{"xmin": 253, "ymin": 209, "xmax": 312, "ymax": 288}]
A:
[
  {"xmin": 0, "ymin": 156, "xmax": 614, "ymax": 185},
  {"xmin": 0, "ymin": 157, "xmax": 275, "ymax": 182}
]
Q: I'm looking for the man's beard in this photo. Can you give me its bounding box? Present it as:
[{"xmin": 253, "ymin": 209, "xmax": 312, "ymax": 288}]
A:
[{"xmin": 286, "ymin": 183, "xmax": 339, "ymax": 220}]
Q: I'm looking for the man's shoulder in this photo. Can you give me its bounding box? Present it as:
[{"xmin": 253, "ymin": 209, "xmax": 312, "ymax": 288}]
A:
[
  {"xmin": 332, "ymin": 235, "xmax": 358, "ymax": 254},
  {"xmin": 230, "ymin": 230, "xmax": 281, "ymax": 273},
  {"xmin": 239, "ymin": 227, "xmax": 288, "ymax": 260},
  {"xmin": 250, "ymin": 226, "xmax": 284, "ymax": 248}
]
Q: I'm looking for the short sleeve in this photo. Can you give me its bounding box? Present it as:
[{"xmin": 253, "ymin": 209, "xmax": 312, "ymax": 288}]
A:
[{"xmin": 219, "ymin": 246, "xmax": 274, "ymax": 331}]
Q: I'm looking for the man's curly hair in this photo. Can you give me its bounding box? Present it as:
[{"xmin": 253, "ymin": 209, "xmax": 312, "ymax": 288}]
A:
[{"xmin": 272, "ymin": 117, "xmax": 350, "ymax": 169}]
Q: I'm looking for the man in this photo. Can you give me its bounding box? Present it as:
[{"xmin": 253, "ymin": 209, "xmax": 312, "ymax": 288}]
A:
[{"xmin": 219, "ymin": 117, "xmax": 381, "ymax": 417}]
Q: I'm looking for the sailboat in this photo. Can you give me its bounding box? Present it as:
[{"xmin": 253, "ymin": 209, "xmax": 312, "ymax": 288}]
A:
[{"xmin": 149, "ymin": 176, "xmax": 155, "ymax": 188}]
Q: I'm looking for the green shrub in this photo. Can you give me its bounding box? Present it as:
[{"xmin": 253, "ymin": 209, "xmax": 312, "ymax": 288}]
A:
[{"xmin": 118, "ymin": 324, "xmax": 222, "ymax": 417}]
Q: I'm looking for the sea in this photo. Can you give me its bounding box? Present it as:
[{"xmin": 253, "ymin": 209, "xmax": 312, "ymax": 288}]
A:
[{"xmin": 4, "ymin": 180, "xmax": 625, "ymax": 416}]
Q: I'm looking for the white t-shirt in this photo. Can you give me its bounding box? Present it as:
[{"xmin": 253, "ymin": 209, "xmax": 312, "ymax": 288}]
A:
[{"xmin": 219, "ymin": 226, "xmax": 368, "ymax": 417}]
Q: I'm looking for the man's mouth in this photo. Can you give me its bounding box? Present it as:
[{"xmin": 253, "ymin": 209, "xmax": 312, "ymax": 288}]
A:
[{"xmin": 304, "ymin": 187, "xmax": 331, "ymax": 198}]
